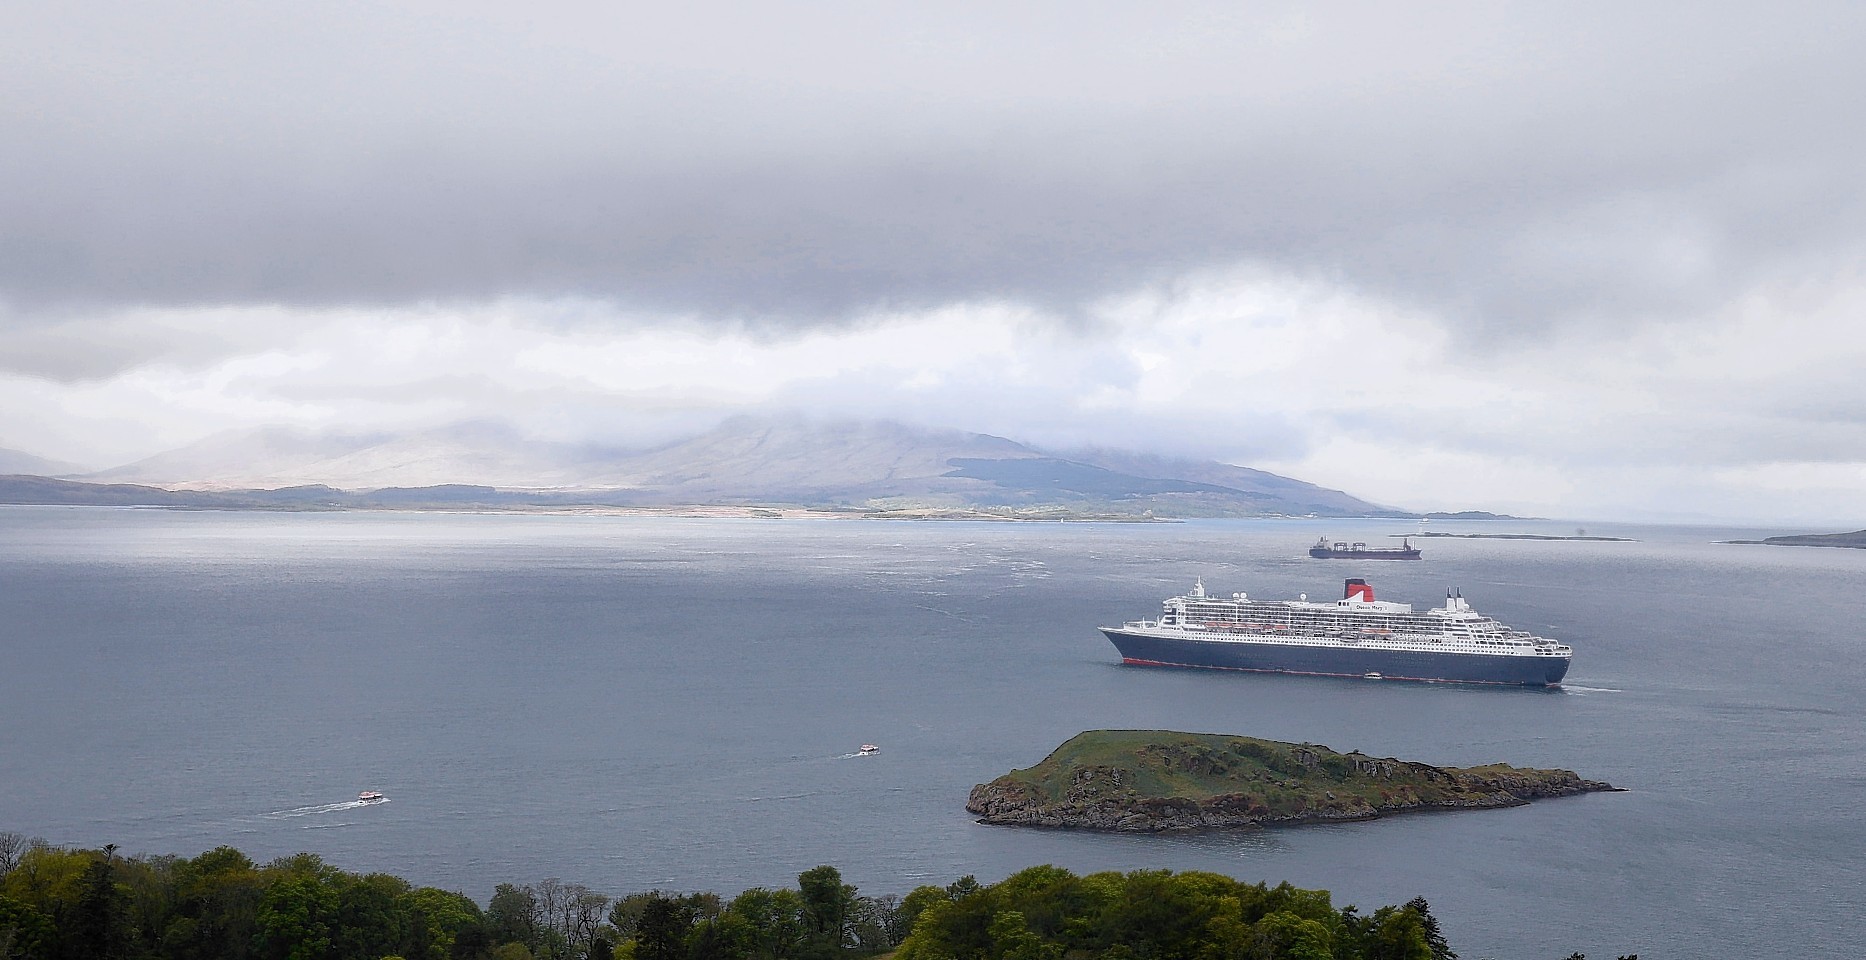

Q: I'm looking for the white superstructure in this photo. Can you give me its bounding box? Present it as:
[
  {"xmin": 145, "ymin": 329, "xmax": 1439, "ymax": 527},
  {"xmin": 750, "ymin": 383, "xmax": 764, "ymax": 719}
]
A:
[{"xmin": 1131, "ymin": 578, "xmax": 1570, "ymax": 659}]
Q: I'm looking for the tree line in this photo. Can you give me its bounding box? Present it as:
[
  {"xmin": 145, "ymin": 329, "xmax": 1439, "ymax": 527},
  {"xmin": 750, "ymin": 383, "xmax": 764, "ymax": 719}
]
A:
[{"xmin": 0, "ymin": 832, "xmax": 1631, "ymax": 960}]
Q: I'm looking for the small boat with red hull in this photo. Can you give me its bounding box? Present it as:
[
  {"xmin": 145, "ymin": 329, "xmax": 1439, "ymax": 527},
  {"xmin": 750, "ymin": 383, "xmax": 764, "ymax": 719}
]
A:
[{"xmin": 1309, "ymin": 537, "xmax": 1421, "ymax": 560}]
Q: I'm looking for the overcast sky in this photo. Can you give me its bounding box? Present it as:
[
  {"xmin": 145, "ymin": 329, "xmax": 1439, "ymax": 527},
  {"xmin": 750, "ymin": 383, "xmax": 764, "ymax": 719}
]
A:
[{"xmin": 4, "ymin": 2, "xmax": 1865, "ymax": 523}]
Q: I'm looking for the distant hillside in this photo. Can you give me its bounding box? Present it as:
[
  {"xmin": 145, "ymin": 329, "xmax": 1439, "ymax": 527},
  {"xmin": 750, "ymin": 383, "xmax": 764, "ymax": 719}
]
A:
[
  {"xmin": 81, "ymin": 422, "xmax": 625, "ymax": 490},
  {"xmin": 0, "ymin": 447, "xmax": 84, "ymax": 476},
  {"xmin": 570, "ymin": 418, "xmax": 1399, "ymax": 516},
  {"xmin": 0, "ymin": 476, "xmax": 348, "ymax": 509},
  {"xmin": 0, "ymin": 476, "xmax": 597, "ymax": 511},
  {"xmin": 14, "ymin": 416, "xmax": 1406, "ymax": 518},
  {"xmin": 578, "ymin": 416, "xmax": 1035, "ymax": 503},
  {"xmin": 1057, "ymin": 448, "xmax": 1389, "ymax": 517}
]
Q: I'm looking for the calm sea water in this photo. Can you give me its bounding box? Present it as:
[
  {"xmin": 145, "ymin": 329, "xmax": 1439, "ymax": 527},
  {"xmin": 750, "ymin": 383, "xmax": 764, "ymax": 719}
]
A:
[{"xmin": 4, "ymin": 508, "xmax": 1864, "ymax": 958}]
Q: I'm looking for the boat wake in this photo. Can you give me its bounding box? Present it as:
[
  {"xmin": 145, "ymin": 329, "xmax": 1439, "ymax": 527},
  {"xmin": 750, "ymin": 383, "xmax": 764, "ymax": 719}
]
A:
[
  {"xmin": 1561, "ymin": 684, "xmax": 1623, "ymax": 694},
  {"xmin": 263, "ymin": 799, "xmax": 389, "ymax": 820}
]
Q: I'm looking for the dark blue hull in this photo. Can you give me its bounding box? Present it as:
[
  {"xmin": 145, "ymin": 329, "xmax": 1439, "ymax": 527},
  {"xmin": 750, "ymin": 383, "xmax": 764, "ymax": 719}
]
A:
[{"xmin": 1101, "ymin": 629, "xmax": 1569, "ymax": 686}]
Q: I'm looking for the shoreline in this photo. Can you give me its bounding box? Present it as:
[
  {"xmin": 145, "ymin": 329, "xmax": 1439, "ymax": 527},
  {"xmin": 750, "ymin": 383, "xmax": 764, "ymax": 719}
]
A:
[{"xmin": 971, "ymin": 785, "xmax": 1622, "ymax": 835}]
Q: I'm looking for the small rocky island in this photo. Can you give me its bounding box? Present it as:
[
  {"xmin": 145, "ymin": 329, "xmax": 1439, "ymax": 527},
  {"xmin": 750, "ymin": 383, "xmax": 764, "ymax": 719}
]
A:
[{"xmin": 967, "ymin": 730, "xmax": 1617, "ymax": 833}]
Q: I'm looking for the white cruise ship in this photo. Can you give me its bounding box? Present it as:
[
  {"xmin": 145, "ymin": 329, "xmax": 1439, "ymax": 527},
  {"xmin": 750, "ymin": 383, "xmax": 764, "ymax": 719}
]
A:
[{"xmin": 1100, "ymin": 578, "xmax": 1572, "ymax": 686}]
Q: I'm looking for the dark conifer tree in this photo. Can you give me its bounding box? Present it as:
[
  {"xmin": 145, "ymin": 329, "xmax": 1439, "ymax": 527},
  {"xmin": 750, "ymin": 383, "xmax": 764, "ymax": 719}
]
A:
[
  {"xmin": 72, "ymin": 847, "xmax": 129, "ymax": 960},
  {"xmin": 634, "ymin": 895, "xmax": 693, "ymax": 960},
  {"xmin": 1404, "ymin": 897, "xmax": 1455, "ymax": 960}
]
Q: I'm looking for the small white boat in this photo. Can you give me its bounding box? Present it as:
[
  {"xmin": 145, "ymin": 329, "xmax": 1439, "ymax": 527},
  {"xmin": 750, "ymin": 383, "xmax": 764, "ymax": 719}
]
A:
[
  {"xmin": 1363, "ymin": 672, "xmax": 1383, "ymax": 680},
  {"xmin": 358, "ymin": 790, "xmax": 386, "ymax": 803},
  {"xmin": 858, "ymin": 744, "xmax": 880, "ymax": 755}
]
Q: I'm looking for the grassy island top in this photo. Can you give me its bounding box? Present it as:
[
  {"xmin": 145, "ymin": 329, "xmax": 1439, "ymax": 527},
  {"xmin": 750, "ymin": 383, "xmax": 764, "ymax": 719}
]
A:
[
  {"xmin": 1003, "ymin": 729, "xmax": 1566, "ymax": 795},
  {"xmin": 968, "ymin": 729, "xmax": 1611, "ymax": 831}
]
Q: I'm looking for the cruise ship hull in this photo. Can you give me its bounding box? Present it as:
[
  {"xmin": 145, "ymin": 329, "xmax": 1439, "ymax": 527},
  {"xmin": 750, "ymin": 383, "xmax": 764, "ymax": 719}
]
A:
[{"xmin": 1101, "ymin": 628, "xmax": 1570, "ymax": 686}]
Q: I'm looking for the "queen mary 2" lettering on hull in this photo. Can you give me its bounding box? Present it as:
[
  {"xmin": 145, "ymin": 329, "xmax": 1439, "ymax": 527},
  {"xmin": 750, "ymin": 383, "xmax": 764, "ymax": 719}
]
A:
[{"xmin": 1100, "ymin": 578, "xmax": 1571, "ymax": 686}]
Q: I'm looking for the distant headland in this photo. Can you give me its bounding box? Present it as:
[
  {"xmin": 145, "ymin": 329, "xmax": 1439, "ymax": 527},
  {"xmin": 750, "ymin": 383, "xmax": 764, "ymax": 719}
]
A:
[
  {"xmin": 1401, "ymin": 531, "xmax": 1636, "ymax": 542},
  {"xmin": 967, "ymin": 730, "xmax": 1617, "ymax": 833},
  {"xmin": 1725, "ymin": 529, "xmax": 1866, "ymax": 549}
]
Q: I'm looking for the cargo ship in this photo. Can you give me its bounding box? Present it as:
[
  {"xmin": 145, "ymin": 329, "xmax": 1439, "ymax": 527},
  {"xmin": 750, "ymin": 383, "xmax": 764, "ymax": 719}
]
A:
[
  {"xmin": 1100, "ymin": 578, "xmax": 1570, "ymax": 686},
  {"xmin": 1309, "ymin": 537, "xmax": 1421, "ymax": 559}
]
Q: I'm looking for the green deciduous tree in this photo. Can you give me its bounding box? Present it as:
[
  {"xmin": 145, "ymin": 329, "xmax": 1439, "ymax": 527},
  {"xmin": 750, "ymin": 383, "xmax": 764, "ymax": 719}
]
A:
[
  {"xmin": 165, "ymin": 846, "xmax": 265, "ymax": 960},
  {"xmin": 0, "ymin": 845, "xmax": 88, "ymax": 919},
  {"xmin": 0, "ymin": 895, "xmax": 54, "ymax": 960},
  {"xmin": 490, "ymin": 943, "xmax": 534, "ymax": 960},
  {"xmin": 331, "ymin": 873, "xmax": 413, "ymax": 960},
  {"xmin": 1364, "ymin": 904, "xmax": 1432, "ymax": 960},
  {"xmin": 0, "ymin": 839, "xmax": 1484, "ymax": 960},
  {"xmin": 404, "ymin": 887, "xmax": 487, "ymax": 960},
  {"xmin": 253, "ymin": 872, "xmax": 338, "ymax": 960},
  {"xmin": 725, "ymin": 887, "xmax": 805, "ymax": 960},
  {"xmin": 987, "ymin": 909, "xmax": 1057, "ymax": 960},
  {"xmin": 1250, "ymin": 911, "xmax": 1334, "ymax": 960},
  {"xmin": 797, "ymin": 866, "xmax": 855, "ymax": 957}
]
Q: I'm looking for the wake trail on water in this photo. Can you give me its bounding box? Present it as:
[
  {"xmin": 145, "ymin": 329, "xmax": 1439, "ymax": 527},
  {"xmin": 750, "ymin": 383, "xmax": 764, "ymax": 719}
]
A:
[
  {"xmin": 263, "ymin": 799, "xmax": 389, "ymax": 820},
  {"xmin": 1562, "ymin": 684, "xmax": 1623, "ymax": 694}
]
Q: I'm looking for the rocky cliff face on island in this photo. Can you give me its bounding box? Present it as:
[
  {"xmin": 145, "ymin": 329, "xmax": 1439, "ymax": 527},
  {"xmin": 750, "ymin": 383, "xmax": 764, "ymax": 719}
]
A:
[{"xmin": 967, "ymin": 730, "xmax": 1616, "ymax": 833}]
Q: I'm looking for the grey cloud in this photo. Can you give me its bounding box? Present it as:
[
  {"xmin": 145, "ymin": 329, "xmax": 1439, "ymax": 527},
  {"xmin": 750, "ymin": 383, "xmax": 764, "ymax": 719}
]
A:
[
  {"xmin": 1326, "ymin": 393, "xmax": 1866, "ymax": 470},
  {"xmin": 772, "ymin": 366, "xmax": 1313, "ymax": 467},
  {"xmin": 0, "ymin": 312, "xmax": 280, "ymax": 381},
  {"xmin": 3, "ymin": 2, "xmax": 1864, "ymax": 337},
  {"xmin": 0, "ymin": 324, "xmax": 168, "ymax": 381}
]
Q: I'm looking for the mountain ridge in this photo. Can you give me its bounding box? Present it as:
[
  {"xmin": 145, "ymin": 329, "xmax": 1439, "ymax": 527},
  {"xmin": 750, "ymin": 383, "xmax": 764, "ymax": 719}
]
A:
[{"xmin": 7, "ymin": 417, "xmax": 1403, "ymax": 518}]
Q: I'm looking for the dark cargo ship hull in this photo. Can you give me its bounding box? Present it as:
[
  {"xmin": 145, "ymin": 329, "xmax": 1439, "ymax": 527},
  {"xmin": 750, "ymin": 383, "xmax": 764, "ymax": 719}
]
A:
[
  {"xmin": 1101, "ymin": 628, "xmax": 1569, "ymax": 686},
  {"xmin": 1308, "ymin": 547, "xmax": 1421, "ymax": 559}
]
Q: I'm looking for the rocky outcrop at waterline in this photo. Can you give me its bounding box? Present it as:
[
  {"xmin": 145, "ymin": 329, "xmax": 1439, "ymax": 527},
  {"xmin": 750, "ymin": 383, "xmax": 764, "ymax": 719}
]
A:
[{"xmin": 967, "ymin": 730, "xmax": 1618, "ymax": 833}]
